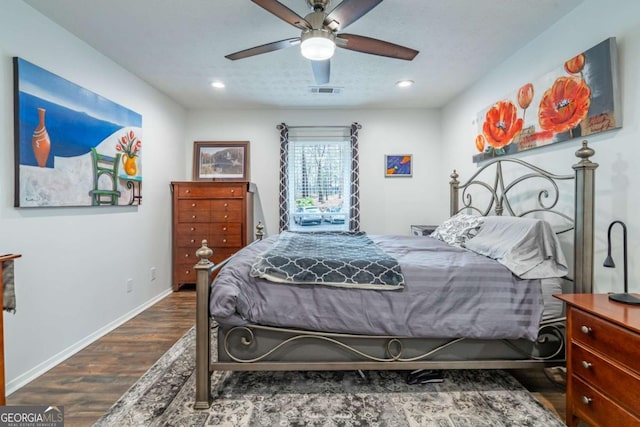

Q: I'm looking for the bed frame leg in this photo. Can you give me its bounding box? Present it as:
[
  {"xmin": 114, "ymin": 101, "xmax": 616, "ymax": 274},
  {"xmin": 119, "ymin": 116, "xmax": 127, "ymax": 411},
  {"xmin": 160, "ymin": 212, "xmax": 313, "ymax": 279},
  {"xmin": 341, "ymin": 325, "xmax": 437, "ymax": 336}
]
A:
[{"xmin": 194, "ymin": 240, "xmax": 214, "ymax": 409}]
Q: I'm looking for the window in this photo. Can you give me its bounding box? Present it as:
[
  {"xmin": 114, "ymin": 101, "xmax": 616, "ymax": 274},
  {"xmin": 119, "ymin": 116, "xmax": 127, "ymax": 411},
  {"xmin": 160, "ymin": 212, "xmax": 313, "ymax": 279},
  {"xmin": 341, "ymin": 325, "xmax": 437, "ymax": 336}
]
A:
[
  {"xmin": 289, "ymin": 138, "xmax": 350, "ymax": 231},
  {"xmin": 278, "ymin": 124, "xmax": 361, "ymax": 232}
]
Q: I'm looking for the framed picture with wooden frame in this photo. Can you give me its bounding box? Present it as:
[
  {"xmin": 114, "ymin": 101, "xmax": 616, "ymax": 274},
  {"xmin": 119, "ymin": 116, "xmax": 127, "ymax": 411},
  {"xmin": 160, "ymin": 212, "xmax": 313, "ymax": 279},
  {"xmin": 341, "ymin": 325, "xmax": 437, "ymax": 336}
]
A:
[{"xmin": 193, "ymin": 141, "xmax": 250, "ymax": 181}]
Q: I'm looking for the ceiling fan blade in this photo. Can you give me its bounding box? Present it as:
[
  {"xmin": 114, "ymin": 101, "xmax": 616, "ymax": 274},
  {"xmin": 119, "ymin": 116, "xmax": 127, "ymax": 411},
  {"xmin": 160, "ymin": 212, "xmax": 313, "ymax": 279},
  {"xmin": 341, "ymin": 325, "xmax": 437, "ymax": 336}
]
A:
[
  {"xmin": 251, "ymin": 0, "xmax": 310, "ymax": 30},
  {"xmin": 337, "ymin": 33, "xmax": 419, "ymax": 60},
  {"xmin": 225, "ymin": 38, "xmax": 301, "ymax": 60},
  {"xmin": 324, "ymin": 0, "xmax": 383, "ymax": 31},
  {"xmin": 311, "ymin": 59, "xmax": 330, "ymax": 85}
]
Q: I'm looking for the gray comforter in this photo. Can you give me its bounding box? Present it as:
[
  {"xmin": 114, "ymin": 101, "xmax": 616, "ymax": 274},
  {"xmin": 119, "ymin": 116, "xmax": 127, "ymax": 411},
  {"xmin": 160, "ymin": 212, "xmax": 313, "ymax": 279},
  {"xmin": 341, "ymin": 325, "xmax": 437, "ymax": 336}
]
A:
[{"xmin": 210, "ymin": 234, "xmax": 544, "ymax": 341}]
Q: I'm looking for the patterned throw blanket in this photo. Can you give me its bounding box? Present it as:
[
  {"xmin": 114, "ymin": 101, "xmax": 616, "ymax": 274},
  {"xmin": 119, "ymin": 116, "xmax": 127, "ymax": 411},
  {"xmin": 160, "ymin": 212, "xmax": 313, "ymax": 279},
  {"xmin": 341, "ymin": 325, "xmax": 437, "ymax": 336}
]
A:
[
  {"xmin": 250, "ymin": 231, "xmax": 405, "ymax": 290},
  {"xmin": 2, "ymin": 260, "xmax": 16, "ymax": 313}
]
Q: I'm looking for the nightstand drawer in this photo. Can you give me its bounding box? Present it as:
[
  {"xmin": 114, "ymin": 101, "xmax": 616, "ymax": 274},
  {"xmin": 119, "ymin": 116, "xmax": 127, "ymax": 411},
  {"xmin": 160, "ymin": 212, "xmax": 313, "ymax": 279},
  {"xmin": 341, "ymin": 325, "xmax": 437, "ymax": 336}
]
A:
[
  {"xmin": 570, "ymin": 308, "xmax": 640, "ymax": 374},
  {"xmin": 570, "ymin": 375, "xmax": 640, "ymax": 427},
  {"xmin": 571, "ymin": 342, "xmax": 640, "ymax": 416}
]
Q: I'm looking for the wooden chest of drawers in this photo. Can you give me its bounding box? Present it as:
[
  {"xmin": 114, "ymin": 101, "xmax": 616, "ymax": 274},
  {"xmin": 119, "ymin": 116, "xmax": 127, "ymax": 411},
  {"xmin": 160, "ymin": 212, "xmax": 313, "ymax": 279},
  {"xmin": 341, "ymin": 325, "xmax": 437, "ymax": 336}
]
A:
[
  {"xmin": 171, "ymin": 181, "xmax": 253, "ymax": 291},
  {"xmin": 555, "ymin": 294, "xmax": 640, "ymax": 427}
]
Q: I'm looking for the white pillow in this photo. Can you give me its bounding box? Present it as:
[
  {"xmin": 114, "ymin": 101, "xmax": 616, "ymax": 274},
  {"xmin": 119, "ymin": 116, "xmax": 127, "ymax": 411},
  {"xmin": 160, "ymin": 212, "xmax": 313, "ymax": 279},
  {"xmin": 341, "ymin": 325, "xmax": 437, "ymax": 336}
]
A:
[
  {"xmin": 464, "ymin": 216, "xmax": 568, "ymax": 279},
  {"xmin": 430, "ymin": 212, "xmax": 483, "ymax": 247}
]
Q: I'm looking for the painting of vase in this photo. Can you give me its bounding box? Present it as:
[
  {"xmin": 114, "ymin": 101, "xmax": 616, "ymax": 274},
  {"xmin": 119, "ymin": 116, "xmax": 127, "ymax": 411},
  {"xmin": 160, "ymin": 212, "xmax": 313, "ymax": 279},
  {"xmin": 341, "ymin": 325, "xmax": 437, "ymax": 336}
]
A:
[
  {"xmin": 13, "ymin": 57, "xmax": 143, "ymax": 207},
  {"xmin": 472, "ymin": 37, "xmax": 621, "ymax": 163},
  {"xmin": 31, "ymin": 108, "xmax": 51, "ymax": 168},
  {"xmin": 122, "ymin": 155, "xmax": 138, "ymax": 176}
]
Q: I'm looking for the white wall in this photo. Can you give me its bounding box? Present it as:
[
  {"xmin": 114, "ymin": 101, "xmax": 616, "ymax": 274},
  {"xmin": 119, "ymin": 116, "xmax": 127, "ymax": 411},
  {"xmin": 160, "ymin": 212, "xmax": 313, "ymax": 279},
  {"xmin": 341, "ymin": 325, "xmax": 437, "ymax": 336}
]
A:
[
  {"xmin": 0, "ymin": 2, "xmax": 187, "ymax": 392},
  {"xmin": 186, "ymin": 108, "xmax": 444, "ymax": 236},
  {"xmin": 441, "ymin": 0, "xmax": 640, "ymax": 293}
]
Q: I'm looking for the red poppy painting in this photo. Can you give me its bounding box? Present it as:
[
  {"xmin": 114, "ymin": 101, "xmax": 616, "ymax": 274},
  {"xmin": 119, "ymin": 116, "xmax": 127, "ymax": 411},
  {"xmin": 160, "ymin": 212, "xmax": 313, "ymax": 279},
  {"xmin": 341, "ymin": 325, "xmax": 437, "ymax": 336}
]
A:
[{"xmin": 473, "ymin": 37, "xmax": 620, "ymax": 163}]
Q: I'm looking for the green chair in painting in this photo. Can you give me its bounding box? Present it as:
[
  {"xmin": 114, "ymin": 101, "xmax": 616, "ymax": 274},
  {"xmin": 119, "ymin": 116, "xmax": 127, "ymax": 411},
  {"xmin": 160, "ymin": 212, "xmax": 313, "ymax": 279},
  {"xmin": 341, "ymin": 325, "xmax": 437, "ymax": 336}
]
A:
[{"xmin": 89, "ymin": 147, "xmax": 121, "ymax": 206}]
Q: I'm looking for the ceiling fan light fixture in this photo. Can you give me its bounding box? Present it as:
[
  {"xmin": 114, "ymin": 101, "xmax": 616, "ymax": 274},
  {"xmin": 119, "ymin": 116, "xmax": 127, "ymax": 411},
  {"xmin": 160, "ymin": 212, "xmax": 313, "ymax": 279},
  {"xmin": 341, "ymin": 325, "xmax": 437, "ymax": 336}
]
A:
[
  {"xmin": 301, "ymin": 29, "xmax": 336, "ymax": 61},
  {"xmin": 210, "ymin": 81, "xmax": 225, "ymax": 89},
  {"xmin": 396, "ymin": 80, "xmax": 414, "ymax": 88}
]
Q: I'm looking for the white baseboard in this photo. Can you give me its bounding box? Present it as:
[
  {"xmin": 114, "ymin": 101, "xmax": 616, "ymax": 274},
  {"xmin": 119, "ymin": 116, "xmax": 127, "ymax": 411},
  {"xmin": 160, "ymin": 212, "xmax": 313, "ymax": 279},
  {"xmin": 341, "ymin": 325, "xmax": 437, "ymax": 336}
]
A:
[{"xmin": 6, "ymin": 289, "xmax": 173, "ymax": 396}]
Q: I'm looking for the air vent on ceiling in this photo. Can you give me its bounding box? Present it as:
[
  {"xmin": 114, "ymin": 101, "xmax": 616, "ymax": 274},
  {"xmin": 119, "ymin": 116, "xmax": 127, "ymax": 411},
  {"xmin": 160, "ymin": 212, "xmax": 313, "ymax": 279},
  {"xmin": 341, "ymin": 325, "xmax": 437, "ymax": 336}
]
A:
[{"xmin": 310, "ymin": 87, "xmax": 341, "ymax": 94}]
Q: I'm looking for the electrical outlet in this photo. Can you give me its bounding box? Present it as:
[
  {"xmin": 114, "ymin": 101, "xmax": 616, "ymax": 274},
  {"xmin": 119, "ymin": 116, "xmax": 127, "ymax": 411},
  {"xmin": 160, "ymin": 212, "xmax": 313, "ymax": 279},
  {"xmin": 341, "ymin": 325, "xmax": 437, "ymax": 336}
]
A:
[
  {"xmin": 126, "ymin": 278, "xmax": 133, "ymax": 293},
  {"xmin": 150, "ymin": 267, "xmax": 157, "ymax": 281}
]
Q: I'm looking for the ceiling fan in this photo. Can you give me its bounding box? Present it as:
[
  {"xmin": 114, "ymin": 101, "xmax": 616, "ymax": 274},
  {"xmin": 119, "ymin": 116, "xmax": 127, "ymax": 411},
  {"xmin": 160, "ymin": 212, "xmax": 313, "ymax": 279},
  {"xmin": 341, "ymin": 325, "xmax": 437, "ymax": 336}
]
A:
[{"xmin": 225, "ymin": 0, "xmax": 419, "ymax": 85}]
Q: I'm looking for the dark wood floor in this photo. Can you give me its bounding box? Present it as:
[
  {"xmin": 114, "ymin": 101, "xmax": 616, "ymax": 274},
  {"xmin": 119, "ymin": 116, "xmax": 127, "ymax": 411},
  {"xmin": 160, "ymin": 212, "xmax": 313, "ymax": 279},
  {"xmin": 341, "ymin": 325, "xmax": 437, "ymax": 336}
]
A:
[
  {"xmin": 7, "ymin": 286, "xmax": 197, "ymax": 427},
  {"xmin": 7, "ymin": 287, "xmax": 567, "ymax": 426}
]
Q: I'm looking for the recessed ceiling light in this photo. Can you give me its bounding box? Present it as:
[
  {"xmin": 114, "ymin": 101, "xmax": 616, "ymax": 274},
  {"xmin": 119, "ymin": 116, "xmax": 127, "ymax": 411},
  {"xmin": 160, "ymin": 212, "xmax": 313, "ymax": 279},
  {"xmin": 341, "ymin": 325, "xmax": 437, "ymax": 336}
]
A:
[
  {"xmin": 211, "ymin": 81, "xmax": 225, "ymax": 89},
  {"xmin": 396, "ymin": 80, "xmax": 414, "ymax": 88}
]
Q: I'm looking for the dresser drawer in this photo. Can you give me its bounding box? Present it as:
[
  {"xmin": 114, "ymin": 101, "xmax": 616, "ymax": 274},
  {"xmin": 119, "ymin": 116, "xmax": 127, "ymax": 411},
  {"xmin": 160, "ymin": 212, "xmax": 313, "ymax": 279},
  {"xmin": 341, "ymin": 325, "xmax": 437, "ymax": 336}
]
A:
[
  {"xmin": 210, "ymin": 248, "xmax": 238, "ymax": 264},
  {"xmin": 175, "ymin": 262, "xmax": 198, "ymax": 283},
  {"xmin": 210, "ymin": 222, "xmax": 242, "ymax": 239},
  {"xmin": 571, "ymin": 342, "xmax": 640, "ymax": 417},
  {"xmin": 208, "ymin": 229, "xmax": 242, "ymax": 246},
  {"xmin": 211, "ymin": 200, "xmax": 243, "ymax": 221},
  {"xmin": 570, "ymin": 375, "xmax": 640, "ymax": 427},
  {"xmin": 175, "ymin": 224, "xmax": 211, "ymax": 246},
  {"xmin": 177, "ymin": 200, "xmax": 211, "ymax": 223},
  {"xmin": 175, "ymin": 184, "xmax": 245, "ymax": 199},
  {"xmin": 175, "ymin": 248, "xmax": 239, "ymax": 284},
  {"xmin": 570, "ymin": 308, "xmax": 640, "ymax": 374},
  {"xmin": 176, "ymin": 247, "xmax": 204, "ymax": 265}
]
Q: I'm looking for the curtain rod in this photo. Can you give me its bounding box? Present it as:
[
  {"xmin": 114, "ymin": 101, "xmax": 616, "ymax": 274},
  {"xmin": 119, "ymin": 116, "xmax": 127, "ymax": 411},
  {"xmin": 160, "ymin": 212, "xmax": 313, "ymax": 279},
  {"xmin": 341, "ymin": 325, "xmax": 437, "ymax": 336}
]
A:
[{"xmin": 283, "ymin": 125, "xmax": 350, "ymax": 129}]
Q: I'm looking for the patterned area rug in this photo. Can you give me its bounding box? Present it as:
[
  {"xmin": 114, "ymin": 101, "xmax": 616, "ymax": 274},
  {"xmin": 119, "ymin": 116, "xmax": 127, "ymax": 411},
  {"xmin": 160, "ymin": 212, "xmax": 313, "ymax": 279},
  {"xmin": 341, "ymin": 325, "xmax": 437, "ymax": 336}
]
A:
[{"xmin": 95, "ymin": 327, "xmax": 565, "ymax": 426}]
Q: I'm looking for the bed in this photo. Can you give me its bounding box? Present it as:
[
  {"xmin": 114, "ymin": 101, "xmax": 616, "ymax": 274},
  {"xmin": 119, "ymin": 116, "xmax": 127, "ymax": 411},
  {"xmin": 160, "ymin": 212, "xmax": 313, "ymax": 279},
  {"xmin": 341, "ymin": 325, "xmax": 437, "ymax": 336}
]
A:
[{"xmin": 192, "ymin": 141, "xmax": 598, "ymax": 409}]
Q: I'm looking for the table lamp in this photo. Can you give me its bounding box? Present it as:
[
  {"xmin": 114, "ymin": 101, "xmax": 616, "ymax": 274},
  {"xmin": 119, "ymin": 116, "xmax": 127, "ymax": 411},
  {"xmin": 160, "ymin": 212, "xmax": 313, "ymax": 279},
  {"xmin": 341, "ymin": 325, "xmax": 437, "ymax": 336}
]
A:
[{"xmin": 603, "ymin": 220, "xmax": 640, "ymax": 305}]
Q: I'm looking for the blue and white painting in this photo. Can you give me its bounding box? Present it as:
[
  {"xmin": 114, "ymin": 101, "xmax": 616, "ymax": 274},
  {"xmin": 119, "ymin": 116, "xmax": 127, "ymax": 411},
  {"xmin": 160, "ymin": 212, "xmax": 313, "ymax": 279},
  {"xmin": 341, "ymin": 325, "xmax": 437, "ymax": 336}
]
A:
[{"xmin": 14, "ymin": 57, "xmax": 143, "ymax": 207}]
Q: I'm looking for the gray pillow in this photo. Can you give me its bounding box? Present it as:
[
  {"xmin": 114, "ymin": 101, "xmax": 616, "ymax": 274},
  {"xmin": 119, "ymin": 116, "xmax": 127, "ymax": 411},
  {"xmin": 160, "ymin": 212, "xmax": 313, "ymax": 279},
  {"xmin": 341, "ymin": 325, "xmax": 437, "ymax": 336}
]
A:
[{"xmin": 464, "ymin": 216, "xmax": 568, "ymax": 279}]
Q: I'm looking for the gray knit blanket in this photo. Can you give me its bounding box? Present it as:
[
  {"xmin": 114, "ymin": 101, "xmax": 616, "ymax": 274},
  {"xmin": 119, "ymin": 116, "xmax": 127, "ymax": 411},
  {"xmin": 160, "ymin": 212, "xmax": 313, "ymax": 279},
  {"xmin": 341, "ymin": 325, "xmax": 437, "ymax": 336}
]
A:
[{"xmin": 250, "ymin": 231, "xmax": 405, "ymax": 290}]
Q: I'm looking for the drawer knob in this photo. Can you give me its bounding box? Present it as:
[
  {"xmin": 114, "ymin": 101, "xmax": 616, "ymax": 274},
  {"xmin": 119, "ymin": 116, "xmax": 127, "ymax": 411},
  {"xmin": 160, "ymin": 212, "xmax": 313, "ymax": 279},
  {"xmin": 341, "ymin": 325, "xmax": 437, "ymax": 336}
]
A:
[
  {"xmin": 581, "ymin": 396, "xmax": 592, "ymax": 405},
  {"xmin": 191, "ymin": 227, "xmax": 195, "ymax": 231},
  {"xmin": 581, "ymin": 360, "xmax": 592, "ymax": 369},
  {"xmin": 224, "ymin": 203, "xmax": 228, "ymax": 207},
  {"xmin": 186, "ymin": 190, "xmax": 191, "ymax": 194},
  {"xmin": 184, "ymin": 254, "xmax": 189, "ymax": 258},
  {"xmin": 580, "ymin": 325, "xmax": 592, "ymax": 335},
  {"xmin": 185, "ymin": 270, "xmax": 190, "ymax": 274},
  {"xmin": 222, "ymin": 239, "xmax": 227, "ymax": 243},
  {"xmin": 191, "ymin": 203, "xmax": 196, "ymax": 207},
  {"xmin": 192, "ymin": 215, "xmax": 196, "ymax": 219},
  {"xmin": 224, "ymin": 215, "xmax": 228, "ymax": 219},
  {"xmin": 223, "ymin": 227, "xmax": 227, "ymax": 231},
  {"xmin": 230, "ymin": 189, "xmax": 235, "ymax": 193},
  {"xmin": 190, "ymin": 239, "xmax": 195, "ymax": 243}
]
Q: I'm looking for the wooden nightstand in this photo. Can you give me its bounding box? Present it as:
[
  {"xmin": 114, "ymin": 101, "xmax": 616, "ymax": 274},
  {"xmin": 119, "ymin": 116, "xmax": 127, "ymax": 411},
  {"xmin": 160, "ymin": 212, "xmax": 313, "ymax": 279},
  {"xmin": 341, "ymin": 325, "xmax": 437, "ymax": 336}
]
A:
[
  {"xmin": 555, "ymin": 294, "xmax": 640, "ymax": 427},
  {"xmin": 410, "ymin": 225, "xmax": 437, "ymax": 236}
]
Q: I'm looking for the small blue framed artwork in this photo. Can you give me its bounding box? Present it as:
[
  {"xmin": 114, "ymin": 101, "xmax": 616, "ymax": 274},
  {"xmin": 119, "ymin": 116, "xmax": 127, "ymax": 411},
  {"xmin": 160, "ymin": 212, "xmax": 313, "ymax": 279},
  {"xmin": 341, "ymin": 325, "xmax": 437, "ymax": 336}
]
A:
[
  {"xmin": 13, "ymin": 57, "xmax": 143, "ymax": 207},
  {"xmin": 385, "ymin": 155, "xmax": 412, "ymax": 177}
]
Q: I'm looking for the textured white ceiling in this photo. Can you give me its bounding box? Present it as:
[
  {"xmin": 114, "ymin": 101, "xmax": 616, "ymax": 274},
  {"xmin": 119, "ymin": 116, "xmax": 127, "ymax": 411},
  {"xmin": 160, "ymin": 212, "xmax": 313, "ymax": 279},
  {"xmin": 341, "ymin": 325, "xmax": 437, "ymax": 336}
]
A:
[{"xmin": 24, "ymin": 0, "xmax": 584, "ymax": 109}]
